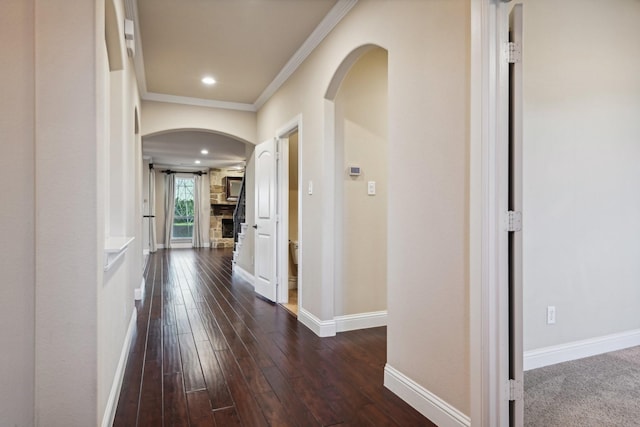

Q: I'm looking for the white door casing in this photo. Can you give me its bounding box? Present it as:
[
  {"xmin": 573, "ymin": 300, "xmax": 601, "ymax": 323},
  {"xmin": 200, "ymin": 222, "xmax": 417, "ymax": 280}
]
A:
[
  {"xmin": 275, "ymin": 116, "xmax": 302, "ymax": 305},
  {"xmin": 508, "ymin": 3, "xmax": 524, "ymax": 425},
  {"xmin": 254, "ymin": 138, "xmax": 277, "ymax": 302},
  {"xmin": 469, "ymin": 0, "xmax": 517, "ymax": 425}
]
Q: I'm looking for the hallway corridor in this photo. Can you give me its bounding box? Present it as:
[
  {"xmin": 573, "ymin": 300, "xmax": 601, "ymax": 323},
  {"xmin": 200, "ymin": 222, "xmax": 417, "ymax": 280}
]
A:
[{"xmin": 112, "ymin": 249, "xmax": 433, "ymax": 426}]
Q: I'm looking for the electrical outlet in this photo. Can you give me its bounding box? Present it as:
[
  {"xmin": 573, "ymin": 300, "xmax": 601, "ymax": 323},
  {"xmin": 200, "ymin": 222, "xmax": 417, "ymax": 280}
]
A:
[{"xmin": 547, "ymin": 306, "xmax": 556, "ymax": 324}]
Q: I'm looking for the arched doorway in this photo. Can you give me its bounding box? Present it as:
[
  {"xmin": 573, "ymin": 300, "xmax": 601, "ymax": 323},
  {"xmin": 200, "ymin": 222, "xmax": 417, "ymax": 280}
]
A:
[
  {"xmin": 326, "ymin": 45, "xmax": 389, "ymax": 332},
  {"xmin": 141, "ymin": 128, "xmax": 249, "ymax": 251}
]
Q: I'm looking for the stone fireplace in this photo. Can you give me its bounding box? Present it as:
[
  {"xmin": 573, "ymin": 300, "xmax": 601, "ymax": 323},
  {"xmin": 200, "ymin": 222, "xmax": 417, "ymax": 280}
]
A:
[
  {"xmin": 221, "ymin": 219, "xmax": 234, "ymax": 238},
  {"xmin": 209, "ymin": 168, "xmax": 243, "ymax": 248}
]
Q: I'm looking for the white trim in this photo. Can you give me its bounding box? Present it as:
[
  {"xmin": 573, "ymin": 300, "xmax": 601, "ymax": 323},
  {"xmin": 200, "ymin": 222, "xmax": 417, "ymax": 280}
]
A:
[
  {"xmin": 134, "ymin": 277, "xmax": 145, "ymax": 301},
  {"xmin": 524, "ymin": 329, "xmax": 640, "ymax": 371},
  {"xmin": 384, "ymin": 364, "xmax": 471, "ymax": 427},
  {"xmin": 254, "ymin": 0, "xmax": 358, "ymax": 109},
  {"xmin": 104, "ymin": 236, "xmax": 135, "ymax": 271},
  {"xmin": 321, "ymin": 99, "xmax": 337, "ymax": 339},
  {"xmin": 334, "ymin": 310, "xmax": 387, "ymax": 332},
  {"xmin": 233, "ymin": 264, "xmax": 255, "ymax": 287},
  {"xmin": 142, "ymin": 92, "xmax": 256, "ymax": 112},
  {"xmin": 471, "ymin": 1, "xmax": 511, "ymax": 426},
  {"xmin": 298, "ymin": 308, "xmax": 336, "ymax": 337},
  {"xmin": 495, "ymin": 3, "xmax": 516, "ymax": 426},
  {"xmin": 101, "ymin": 308, "xmax": 137, "ymax": 427},
  {"xmin": 143, "ymin": 248, "xmax": 150, "ymax": 256},
  {"xmin": 275, "ymin": 115, "xmax": 302, "ymax": 304},
  {"xmin": 167, "ymin": 242, "xmax": 193, "ymax": 249},
  {"xmin": 156, "ymin": 242, "xmax": 200, "ymax": 250},
  {"xmin": 469, "ymin": 0, "xmax": 488, "ymax": 425}
]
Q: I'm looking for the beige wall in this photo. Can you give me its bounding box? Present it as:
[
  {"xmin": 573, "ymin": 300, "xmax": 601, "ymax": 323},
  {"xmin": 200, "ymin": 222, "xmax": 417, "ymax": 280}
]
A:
[
  {"xmin": 98, "ymin": 0, "xmax": 144, "ymax": 422},
  {"xmin": 522, "ymin": 0, "xmax": 640, "ymax": 351},
  {"xmin": 0, "ymin": 1, "xmax": 35, "ymax": 425},
  {"xmin": 34, "ymin": 0, "xmax": 104, "ymax": 424},
  {"xmin": 334, "ymin": 48, "xmax": 388, "ymax": 316},
  {"xmin": 142, "ymin": 100, "xmax": 257, "ymax": 144},
  {"xmin": 0, "ymin": 0, "xmax": 147, "ymax": 424},
  {"xmin": 257, "ymin": 0, "xmax": 470, "ymax": 415}
]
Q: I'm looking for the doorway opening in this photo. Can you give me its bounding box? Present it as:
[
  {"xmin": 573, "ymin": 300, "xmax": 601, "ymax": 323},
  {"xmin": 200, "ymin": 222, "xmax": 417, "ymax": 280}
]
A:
[
  {"xmin": 281, "ymin": 130, "xmax": 300, "ymax": 316},
  {"xmin": 500, "ymin": 2, "xmax": 640, "ymax": 426}
]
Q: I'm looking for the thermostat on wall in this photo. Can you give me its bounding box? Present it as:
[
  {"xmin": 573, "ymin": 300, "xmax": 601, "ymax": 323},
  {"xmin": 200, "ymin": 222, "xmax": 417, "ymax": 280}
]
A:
[{"xmin": 348, "ymin": 166, "xmax": 361, "ymax": 176}]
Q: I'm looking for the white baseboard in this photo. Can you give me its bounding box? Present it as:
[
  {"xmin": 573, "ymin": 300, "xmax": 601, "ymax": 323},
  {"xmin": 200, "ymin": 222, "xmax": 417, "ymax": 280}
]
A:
[
  {"xmin": 384, "ymin": 364, "xmax": 470, "ymax": 427},
  {"xmin": 143, "ymin": 249, "xmax": 150, "ymax": 256},
  {"xmin": 233, "ymin": 264, "xmax": 255, "ymax": 286},
  {"xmin": 134, "ymin": 277, "xmax": 145, "ymax": 301},
  {"xmin": 335, "ymin": 310, "xmax": 387, "ymax": 332},
  {"xmin": 101, "ymin": 307, "xmax": 137, "ymax": 427},
  {"xmin": 298, "ymin": 308, "xmax": 337, "ymax": 337},
  {"xmin": 167, "ymin": 242, "xmax": 193, "ymax": 249},
  {"xmin": 155, "ymin": 242, "xmax": 196, "ymax": 249},
  {"xmin": 524, "ymin": 328, "xmax": 640, "ymax": 371}
]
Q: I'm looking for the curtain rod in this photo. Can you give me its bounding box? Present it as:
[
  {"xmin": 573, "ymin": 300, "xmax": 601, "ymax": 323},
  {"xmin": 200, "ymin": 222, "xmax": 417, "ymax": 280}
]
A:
[{"xmin": 161, "ymin": 169, "xmax": 207, "ymax": 176}]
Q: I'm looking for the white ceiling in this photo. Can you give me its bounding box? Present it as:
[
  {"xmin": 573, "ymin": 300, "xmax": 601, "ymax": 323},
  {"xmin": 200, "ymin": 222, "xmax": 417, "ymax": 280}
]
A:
[
  {"xmin": 132, "ymin": 0, "xmax": 354, "ymax": 168},
  {"xmin": 143, "ymin": 130, "xmax": 247, "ymax": 170},
  {"xmin": 137, "ymin": 0, "xmax": 338, "ymax": 105}
]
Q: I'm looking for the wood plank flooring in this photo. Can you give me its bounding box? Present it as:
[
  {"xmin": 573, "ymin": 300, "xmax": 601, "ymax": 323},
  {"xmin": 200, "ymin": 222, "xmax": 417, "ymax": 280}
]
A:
[{"xmin": 113, "ymin": 248, "xmax": 435, "ymax": 427}]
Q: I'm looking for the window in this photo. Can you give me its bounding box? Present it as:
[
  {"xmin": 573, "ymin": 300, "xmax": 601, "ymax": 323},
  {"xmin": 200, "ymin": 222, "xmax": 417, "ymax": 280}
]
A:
[{"xmin": 172, "ymin": 177, "xmax": 194, "ymax": 239}]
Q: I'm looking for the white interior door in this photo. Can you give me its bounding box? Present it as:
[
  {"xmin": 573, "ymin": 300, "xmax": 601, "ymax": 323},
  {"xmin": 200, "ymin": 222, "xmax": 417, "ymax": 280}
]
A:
[
  {"xmin": 508, "ymin": 4, "xmax": 524, "ymax": 426},
  {"xmin": 254, "ymin": 138, "xmax": 277, "ymax": 302}
]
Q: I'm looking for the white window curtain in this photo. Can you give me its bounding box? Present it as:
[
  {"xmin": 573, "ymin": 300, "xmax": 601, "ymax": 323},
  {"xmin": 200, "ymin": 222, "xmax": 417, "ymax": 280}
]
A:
[
  {"xmin": 164, "ymin": 173, "xmax": 175, "ymax": 248},
  {"xmin": 149, "ymin": 167, "xmax": 157, "ymax": 252},
  {"xmin": 192, "ymin": 173, "xmax": 210, "ymax": 248}
]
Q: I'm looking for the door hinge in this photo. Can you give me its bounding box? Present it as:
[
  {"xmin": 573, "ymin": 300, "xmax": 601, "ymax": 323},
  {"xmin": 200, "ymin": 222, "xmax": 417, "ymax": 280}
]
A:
[
  {"xmin": 275, "ymin": 152, "xmax": 281, "ymax": 160},
  {"xmin": 506, "ymin": 42, "xmax": 521, "ymax": 63},
  {"xmin": 508, "ymin": 379, "xmax": 523, "ymax": 401},
  {"xmin": 506, "ymin": 210, "xmax": 522, "ymax": 232},
  {"xmin": 275, "ymin": 214, "xmax": 280, "ymax": 223}
]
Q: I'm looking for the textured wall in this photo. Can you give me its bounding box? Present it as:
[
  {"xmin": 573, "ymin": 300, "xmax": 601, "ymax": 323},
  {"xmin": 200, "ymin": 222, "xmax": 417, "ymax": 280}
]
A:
[
  {"xmin": 522, "ymin": 0, "xmax": 640, "ymax": 351},
  {"xmin": 0, "ymin": 1, "xmax": 35, "ymax": 425}
]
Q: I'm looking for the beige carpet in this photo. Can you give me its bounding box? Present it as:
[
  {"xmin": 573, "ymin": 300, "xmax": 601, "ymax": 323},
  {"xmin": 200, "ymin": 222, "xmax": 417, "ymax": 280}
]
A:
[{"xmin": 524, "ymin": 346, "xmax": 640, "ymax": 426}]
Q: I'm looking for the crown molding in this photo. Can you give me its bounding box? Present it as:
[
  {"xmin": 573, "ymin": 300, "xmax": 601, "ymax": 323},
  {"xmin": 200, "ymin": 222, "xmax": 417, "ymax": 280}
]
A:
[
  {"xmin": 253, "ymin": 0, "xmax": 358, "ymax": 109},
  {"xmin": 127, "ymin": 0, "xmax": 357, "ymax": 113},
  {"xmin": 142, "ymin": 92, "xmax": 257, "ymax": 112}
]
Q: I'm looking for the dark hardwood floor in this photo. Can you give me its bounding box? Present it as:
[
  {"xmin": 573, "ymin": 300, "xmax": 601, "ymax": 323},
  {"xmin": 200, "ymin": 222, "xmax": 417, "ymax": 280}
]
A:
[{"xmin": 113, "ymin": 248, "xmax": 435, "ymax": 426}]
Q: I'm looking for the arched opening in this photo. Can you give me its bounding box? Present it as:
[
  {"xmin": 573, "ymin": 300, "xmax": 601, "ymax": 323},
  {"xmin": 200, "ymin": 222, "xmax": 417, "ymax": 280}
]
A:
[
  {"xmin": 326, "ymin": 45, "xmax": 389, "ymax": 331},
  {"xmin": 142, "ymin": 128, "xmax": 248, "ymax": 250}
]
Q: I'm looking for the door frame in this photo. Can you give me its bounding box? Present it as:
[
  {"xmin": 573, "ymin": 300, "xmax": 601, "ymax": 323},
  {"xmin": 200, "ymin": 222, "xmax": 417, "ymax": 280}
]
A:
[
  {"xmin": 276, "ymin": 115, "xmax": 303, "ymax": 305},
  {"xmin": 470, "ymin": 0, "xmax": 513, "ymax": 426}
]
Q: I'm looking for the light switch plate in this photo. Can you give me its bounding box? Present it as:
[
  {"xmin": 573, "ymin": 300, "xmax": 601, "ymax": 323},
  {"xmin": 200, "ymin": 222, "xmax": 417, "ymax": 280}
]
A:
[{"xmin": 368, "ymin": 181, "xmax": 376, "ymax": 195}]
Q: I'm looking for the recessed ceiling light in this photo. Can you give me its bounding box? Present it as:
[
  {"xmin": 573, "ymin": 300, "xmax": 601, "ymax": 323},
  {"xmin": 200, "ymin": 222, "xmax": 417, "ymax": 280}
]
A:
[
  {"xmin": 194, "ymin": 160, "xmax": 201, "ymax": 164},
  {"xmin": 201, "ymin": 149, "xmax": 209, "ymax": 155},
  {"xmin": 201, "ymin": 76, "xmax": 216, "ymax": 85}
]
